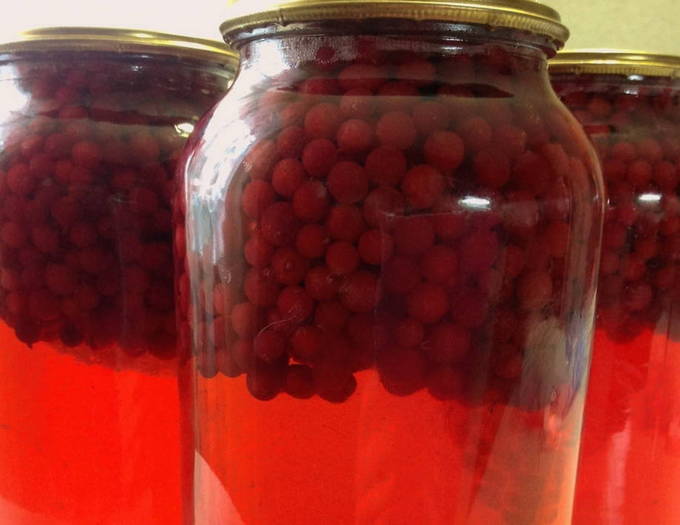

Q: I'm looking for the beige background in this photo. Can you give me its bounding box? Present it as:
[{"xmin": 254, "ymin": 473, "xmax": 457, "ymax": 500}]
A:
[
  {"xmin": 548, "ymin": 0, "xmax": 680, "ymax": 54},
  {"xmin": 1, "ymin": 1, "xmax": 679, "ymax": 55}
]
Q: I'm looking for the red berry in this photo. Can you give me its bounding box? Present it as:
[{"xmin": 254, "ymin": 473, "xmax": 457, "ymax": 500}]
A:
[
  {"xmin": 245, "ymin": 235, "xmax": 274, "ymax": 267},
  {"xmin": 277, "ymin": 126, "xmax": 306, "ymax": 158},
  {"xmin": 291, "ymin": 326, "xmax": 324, "ymax": 362},
  {"xmin": 384, "ymin": 256, "xmax": 421, "ymax": 295},
  {"xmin": 376, "ymin": 111, "xmax": 417, "ymax": 150},
  {"xmin": 71, "ymin": 140, "xmax": 102, "ymax": 168},
  {"xmin": 611, "ymin": 141, "xmax": 637, "ymax": 161},
  {"xmin": 433, "ymin": 197, "xmax": 467, "ymax": 241},
  {"xmin": 587, "ymin": 96, "xmax": 611, "ymax": 118},
  {"xmin": 457, "ymin": 117, "xmax": 492, "ymax": 151},
  {"xmin": 244, "ymin": 268, "xmax": 279, "ymax": 307},
  {"xmin": 427, "ymin": 323, "xmax": 471, "ymax": 364},
  {"xmin": 514, "ymin": 151, "xmax": 552, "ymax": 194},
  {"xmin": 494, "ymin": 124, "xmax": 527, "ymax": 157},
  {"xmin": 326, "ymin": 204, "xmax": 366, "ymax": 242},
  {"xmin": 424, "ymin": 131, "xmax": 464, "ymax": 172},
  {"xmin": 624, "ymin": 282, "xmax": 653, "ymax": 312},
  {"xmin": 277, "ymin": 286, "xmax": 314, "ymax": 323},
  {"xmin": 401, "ymin": 165, "xmax": 445, "ymax": 209},
  {"xmin": 285, "ymin": 365, "xmax": 316, "ymax": 399},
  {"xmin": 314, "ymin": 300, "xmax": 349, "ymax": 332},
  {"xmin": 340, "ymin": 271, "xmax": 380, "ymax": 313},
  {"xmin": 272, "ymin": 159, "xmax": 305, "ymax": 197},
  {"xmin": 450, "ymin": 288, "xmax": 488, "ymax": 328},
  {"xmin": 377, "ymin": 346, "xmax": 427, "ymax": 395},
  {"xmin": 363, "ymin": 186, "xmax": 405, "ymax": 228},
  {"xmin": 637, "ymin": 138, "xmax": 662, "ymax": 161},
  {"xmin": 305, "ymin": 265, "xmax": 340, "ymax": 301},
  {"xmin": 28, "ymin": 289, "xmax": 61, "ymax": 321},
  {"xmin": 474, "ymin": 149, "xmax": 510, "ymax": 189},
  {"xmin": 393, "ymin": 215, "xmax": 435, "ymax": 255},
  {"xmin": 395, "ymin": 318, "xmax": 425, "ymax": 347},
  {"xmin": 260, "ymin": 202, "xmax": 299, "ymax": 246},
  {"xmin": 327, "ymin": 161, "xmax": 369, "ymax": 204},
  {"xmin": 45, "ymin": 263, "xmax": 78, "ymax": 295},
  {"xmin": 247, "ymin": 361, "xmax": 284, "ymax": 400},
  {"xmin": 253, "ymin": 329, "xmax": 287, "ymax": 363},
  {"xmin": 407, "ymin": 283, "xmax": 449, "ymax": 324},
  {"xmin": 337, "ymin": 119, "xmax": 374, "ymax": 153},
  {"xmin": 6, "ymin": 163, "xmax": 35, "ymax": 196},
  {"xmin": 302, "ymin": 138, "xmax": 337, "ymax": 177},
  {"xmin": 296, "ymin": 224, "xmax": 328, "ymax": 259},
  {"xmin": 242, "ymin": 180, "xmax": 275, "ymax": 219},
  {"xmin": 293, "ymin": 180, "xmax": 330, "ymax": 222},
  {"xmin": 422, "ymin": 245, "xmax": 458, "ymax": 285},
  {"xmin": 316, "ymin": 370, "xmax": 357, "ymax": 403},
  {"xmin": 326, "ymin": 241, "xmax": 360, "ymax": 275},
  {"xmin": 304, "ymin": 102, "xmax": 341, "ymax": 139},
  {"xmin": 358, "ymin": 229, "xmax": 394, "ymax": 265},
  {"xmin": 365, "ymin": 147, "xmax": 407, "ymax": 186},
  {"xmin": 627, "ymin": 159, "xmax": 652, "ymax": 187},
  {"xmin": 272, "ymin": 247, "xmax": 309, "ymax": 284}
]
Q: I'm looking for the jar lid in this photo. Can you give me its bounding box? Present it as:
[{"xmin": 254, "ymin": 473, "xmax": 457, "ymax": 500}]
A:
[
  {"xmin": 0, "ymin": 27, "xmax": 239, "ymax": 68},
  {"xmin": 220, "ymin": 0, "xmax": 569, "ymax": 47},
  {"xmin": 550, "ymin": 50, "xmax": 680, "ymax": 79}
]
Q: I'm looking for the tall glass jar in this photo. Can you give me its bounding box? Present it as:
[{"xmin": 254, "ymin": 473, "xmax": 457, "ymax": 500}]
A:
[
  {"xmin": 178, "ymin": 2, "xmax": 604, "ymax": 523},
  {"xmin": 0, "ymin": 28, "xmax": 236, "ymax": 525},
  {"xmin": 551, "ymin": 51, "xmax": 680, "ymax": 524}
]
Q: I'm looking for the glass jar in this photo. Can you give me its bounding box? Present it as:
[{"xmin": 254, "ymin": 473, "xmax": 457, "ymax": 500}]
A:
[
  {"xmin": 0, "ymin": 28, "xmax": 236, "ymax": 525},
  {"xmin": 178, "ymin": 2, "xmax": 604, "ymax": 523},
  {"xmin": 551, "ymin": 52, "xmax": 680, "ymax": 524}
]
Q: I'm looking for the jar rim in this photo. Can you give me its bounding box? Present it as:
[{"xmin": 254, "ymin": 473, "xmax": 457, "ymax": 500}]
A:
[
  {"xmin": 550, "ymin": 49, "xmax": 680, "ymax": 79},
  {"xmin": 0, "ymin": 27, "xmax": 239, "ymax": 69},
  {"xmin": 220, "ymin": 0, "xmax": 569, "ymax": 47}
]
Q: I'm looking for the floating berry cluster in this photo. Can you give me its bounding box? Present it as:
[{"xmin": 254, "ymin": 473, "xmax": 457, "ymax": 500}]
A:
[
  {"xmin": 181, "ymin": 39, "xmax": 599, "ymax": 404},
  {"xmin": 554, "ymin": 75, "xmax": 680, "ymax": 343},
  {"xmin": 0, "ymin": 54, "xmax": 228, "ymax": 363}
]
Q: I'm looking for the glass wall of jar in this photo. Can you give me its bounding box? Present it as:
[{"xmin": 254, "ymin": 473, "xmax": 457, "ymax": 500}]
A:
[
  {"xmin": 551, "ymin": 51, "xmax": 680, "ymax": 525},
  {"xmin": 178, "ymin": 2, "xmax": 604, "ymax": 523},
  {"xmin": 0, "ymin": 28, "xmax": 235, "ymax": 525}
]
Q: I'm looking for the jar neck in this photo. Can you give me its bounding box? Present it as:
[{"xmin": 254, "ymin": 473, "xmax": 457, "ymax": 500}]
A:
[
  {"xmin": 234, "ymin": 21, "xmax": 556, "ymax": 95},
  {"xmin": 552, "ymin": 73, "xmax": 680, "ymax": 120}
]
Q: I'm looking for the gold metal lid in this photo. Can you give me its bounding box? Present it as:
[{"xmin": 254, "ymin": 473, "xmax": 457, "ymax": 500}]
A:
[
  {"xmin": 220, "ymin": 0, "xmax": 569, "ymax": 46},
  {"xmin": 550, "ymin": 50, "xmax": 680, "ymax": 78},
  {"xmin": 0, "ymin": 27, "xmax": 239, "ymax": 68}
]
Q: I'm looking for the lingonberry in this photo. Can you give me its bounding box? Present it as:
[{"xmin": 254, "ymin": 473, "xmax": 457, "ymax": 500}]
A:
[
  {"xmin": 376, "ymin": 111, "xmax": 417, "ymax": 150},
  {"xmin": 364, "ymin": 146, "xmax": 407, "ymax": 187},
  {"xmin": 186, "ymin": 40, "xmax": 602, "ymax": 410},
  {"xmin": 327, "ymin": 161, "xmax": 369, "ymax": 204},
  {"xmin": 272, "ymin": 158, "xmax": 305, "ymax": 197},
  {"xmin": 401, "ymin": 165, "xmax": 445, "ymax": 209},
  {"xmin": 326, "ymin": 241, "xmax": 360, "ymax": 275},
  {"xmin": 295, "ymin": 224, "xmax": 329, "ymax": 259}
]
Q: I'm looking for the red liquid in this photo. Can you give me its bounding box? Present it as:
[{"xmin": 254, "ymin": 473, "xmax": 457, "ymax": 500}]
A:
[
  {"xmin": 573, "ymin": 325, "xmax": 680, "ymax": 523},
  {"xmin": 194, "ymin": 370, "xmax": 584, "ymax": 525},
  {"xmin": 0, "ymin": 322, "xmax": 184, "ymax": 524}
]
